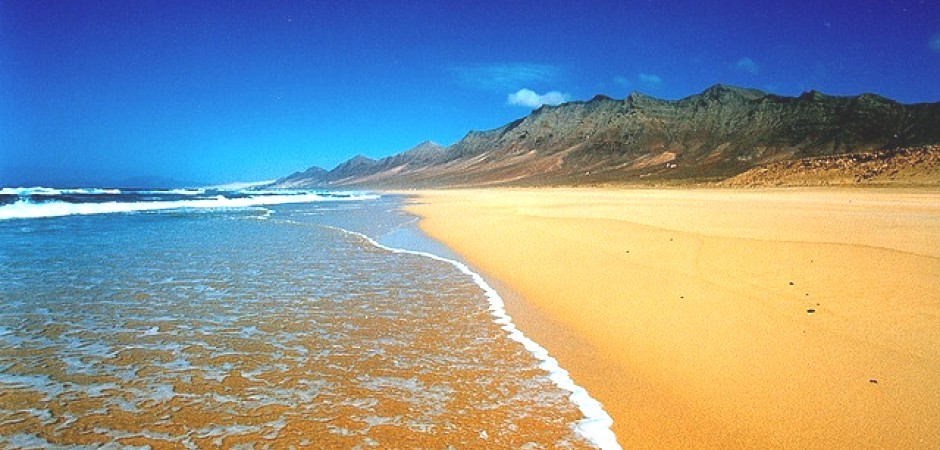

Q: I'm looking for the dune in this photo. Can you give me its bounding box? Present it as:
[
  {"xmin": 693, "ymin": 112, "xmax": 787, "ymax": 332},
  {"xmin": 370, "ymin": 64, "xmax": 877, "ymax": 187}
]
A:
[{"xmin": 405, "ymin": 187, "xmax": 940, "ymax": 449}]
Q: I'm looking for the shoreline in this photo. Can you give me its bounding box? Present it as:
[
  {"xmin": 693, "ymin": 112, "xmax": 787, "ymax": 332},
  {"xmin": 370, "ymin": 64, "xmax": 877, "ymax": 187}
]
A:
[
  {"xmin": 403, "ymin": 187, "xmax": 940, "ymax": 449},
  {"xmin": 370, "ymin": 208, "xmax": 621, "ymax": 450},
  {"xmin": 349, "ymin": 223, "xmax": 621, "ymax": 449}
]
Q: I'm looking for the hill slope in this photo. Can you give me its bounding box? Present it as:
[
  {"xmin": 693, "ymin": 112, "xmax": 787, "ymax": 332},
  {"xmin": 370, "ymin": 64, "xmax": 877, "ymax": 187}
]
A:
[{"xmin": 276, "ymin": 85, "xmax": 940, "ymax": 188}]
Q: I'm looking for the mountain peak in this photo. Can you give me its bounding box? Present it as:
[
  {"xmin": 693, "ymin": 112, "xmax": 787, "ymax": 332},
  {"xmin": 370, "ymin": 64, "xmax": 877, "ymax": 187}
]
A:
[
  {"xmin": 799, "ymin": 89, "xmax": 828, "ymax": 101},
  {"xmin": 589, "ymin": 94, "xmax": 615, "ymax": 103},
  {"xmin": 332, "ymin": 154, "xmax": 377, "ymax": 172},
  {"xmin": 345, "ymin": 154, "xmax": 376, "ymax": 165},
  {"xmin": 276, "ymin": 86, "xmax": 940, "ymax": 188},
  {"xmin": 410, "ymin": 140, "xmax": 443, "ymax": 151},
  {"xmin": 400, "ymin": 140, "xmax": 445, "ymax": 160},
  {"xmin": 625, "ymin": 91, "xmax": 663, "ymax": 107},
  {"xmin": 698, "ymin": 84, "xmax": 767, "ymax": 101}
]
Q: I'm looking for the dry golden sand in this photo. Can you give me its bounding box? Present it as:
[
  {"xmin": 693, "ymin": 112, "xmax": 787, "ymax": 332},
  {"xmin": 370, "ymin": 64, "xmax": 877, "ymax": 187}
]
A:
[{"xmin": 405, "ymin": 187, "xmax": 940, "ymax": 449}]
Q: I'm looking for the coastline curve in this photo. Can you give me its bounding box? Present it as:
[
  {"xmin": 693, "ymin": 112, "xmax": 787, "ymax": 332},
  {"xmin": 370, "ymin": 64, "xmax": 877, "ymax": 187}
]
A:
[{"xmin": 327, "ymin": 224, "xmax": 622, "ymax": 450}]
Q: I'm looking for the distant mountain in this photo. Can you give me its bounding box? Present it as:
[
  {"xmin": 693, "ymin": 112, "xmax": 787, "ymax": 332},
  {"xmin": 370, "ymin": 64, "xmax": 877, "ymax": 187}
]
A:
[
  {"xmin": 276, "ymin": 85, "xmax": 940, "ymax": 188},
  {"xmin": 278, "ymin": 141, "xmax": 446, "ymax": 187}
]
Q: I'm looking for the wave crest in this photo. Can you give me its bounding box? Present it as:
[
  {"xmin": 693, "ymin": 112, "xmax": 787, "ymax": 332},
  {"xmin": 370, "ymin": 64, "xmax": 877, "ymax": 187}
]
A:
[{"xmin": 0, "ymin": 191, "xmax": 379, "ymax": 221}]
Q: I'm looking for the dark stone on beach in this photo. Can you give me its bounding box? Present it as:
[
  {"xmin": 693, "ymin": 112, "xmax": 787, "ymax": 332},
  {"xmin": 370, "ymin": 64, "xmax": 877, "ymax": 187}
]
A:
[
  {"xmin": 789, "ymin": 281, "xmax": 795, "ymax": 286},
  {"xmin": 869, "ymin": 379, "xmax": 878, "ymax": 384},
  {"xmin": 806, "ymin": 308, "xmax": 816, "ymax": 314}
]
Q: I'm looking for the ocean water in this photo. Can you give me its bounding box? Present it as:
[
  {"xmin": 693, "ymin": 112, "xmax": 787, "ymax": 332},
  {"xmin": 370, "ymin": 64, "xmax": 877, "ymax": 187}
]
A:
[{"xmin": 0, "ymin": 188, "xmax": 616, "ymax": 449}]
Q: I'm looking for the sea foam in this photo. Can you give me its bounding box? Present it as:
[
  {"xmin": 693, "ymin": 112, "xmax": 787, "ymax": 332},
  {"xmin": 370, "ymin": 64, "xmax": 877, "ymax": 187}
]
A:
[
  {"xmin": 332, "ymin": 226, "xmax": 622, "ymax": 450},
  {"xmin": 0, "ymin": 191, "xmax": 379, "ymax": 221}
]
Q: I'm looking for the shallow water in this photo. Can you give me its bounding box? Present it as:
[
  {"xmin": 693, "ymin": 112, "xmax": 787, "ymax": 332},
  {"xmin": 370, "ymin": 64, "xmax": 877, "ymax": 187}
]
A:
[{"xmin": 0, "ymin": 194, "xmax": 595, "ymax": 448}]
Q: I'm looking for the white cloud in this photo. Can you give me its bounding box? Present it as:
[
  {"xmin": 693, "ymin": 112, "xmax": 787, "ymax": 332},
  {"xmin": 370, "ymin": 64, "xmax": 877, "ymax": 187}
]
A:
[
  {"xmin": 451, "ymin": 63, "xmax": 561, "ymax": 90},
  {"xmin": 507, "ymin": 89, "xmax": 571, "ymax": 108},
  {"xmin": 638, "ymin": 73, "xmax": 663, "ymax": 87},
  {"xmin": 930, "ymin": 33, "xmax": 940, "ymax": 53},
  {"xmin": 735, "ymin": 57, "xmax": 760, "ymax": 74}
]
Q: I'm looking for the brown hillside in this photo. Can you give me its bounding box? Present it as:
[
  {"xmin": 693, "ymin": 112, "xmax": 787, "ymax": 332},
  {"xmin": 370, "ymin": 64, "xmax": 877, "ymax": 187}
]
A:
[{"xmin": 276, "ymin": 85, "xmax": 940, "ymax": 188}]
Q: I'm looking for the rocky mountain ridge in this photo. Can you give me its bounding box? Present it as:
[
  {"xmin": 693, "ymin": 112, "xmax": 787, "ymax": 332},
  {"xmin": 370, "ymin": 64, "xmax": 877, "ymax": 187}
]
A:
[{"xmin": 276, "ymin": 85, "xmax": 940, "ymax": 188}]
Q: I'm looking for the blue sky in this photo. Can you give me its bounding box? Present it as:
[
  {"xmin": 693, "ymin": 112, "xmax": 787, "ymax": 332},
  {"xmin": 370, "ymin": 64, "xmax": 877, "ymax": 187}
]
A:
[{"xmin": 2, "ymin": 0, "xmax": 939, "ymax": 186}]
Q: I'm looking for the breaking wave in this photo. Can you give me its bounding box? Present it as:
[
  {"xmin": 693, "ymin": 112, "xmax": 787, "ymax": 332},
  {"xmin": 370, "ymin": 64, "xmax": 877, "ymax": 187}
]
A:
[{"xmin": 0, "ymin": 188, "xmax": 378, "ymax": 221}]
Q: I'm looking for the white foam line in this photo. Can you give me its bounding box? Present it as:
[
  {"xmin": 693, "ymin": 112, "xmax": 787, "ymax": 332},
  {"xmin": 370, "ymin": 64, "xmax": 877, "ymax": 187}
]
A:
[
  {"xmin": 330, "ymin": 225, "xmax": 621, "ymax": 450},
  {"xmin": 0, "ymin": 193, "xmax": 380, "ymax": 221}
]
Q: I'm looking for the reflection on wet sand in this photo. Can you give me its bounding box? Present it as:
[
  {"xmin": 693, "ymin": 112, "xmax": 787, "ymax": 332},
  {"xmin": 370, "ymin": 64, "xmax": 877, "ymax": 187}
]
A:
[{"xmin": 1, "ymin": 208, "xmax": 592, "ymax": 448}]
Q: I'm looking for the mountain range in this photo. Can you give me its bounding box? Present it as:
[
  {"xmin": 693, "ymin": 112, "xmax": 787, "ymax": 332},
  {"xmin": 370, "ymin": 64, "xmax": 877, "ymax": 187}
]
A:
[{"xmin": 275, "ymin": 84, "xmax": 940, "ymax": 188}]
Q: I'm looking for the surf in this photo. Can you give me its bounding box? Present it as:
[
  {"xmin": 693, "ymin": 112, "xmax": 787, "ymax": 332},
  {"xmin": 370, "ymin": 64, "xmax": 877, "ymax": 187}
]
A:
[{"xmin": 0, "ymin": 187, "xmax": 378, "ymax": 221}]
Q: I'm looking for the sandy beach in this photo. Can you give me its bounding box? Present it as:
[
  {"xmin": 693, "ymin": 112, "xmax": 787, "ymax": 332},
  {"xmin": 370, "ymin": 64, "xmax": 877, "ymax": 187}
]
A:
[{"xmin": 405, "ymin": 188, "xmax": 940, "ymax": 449}]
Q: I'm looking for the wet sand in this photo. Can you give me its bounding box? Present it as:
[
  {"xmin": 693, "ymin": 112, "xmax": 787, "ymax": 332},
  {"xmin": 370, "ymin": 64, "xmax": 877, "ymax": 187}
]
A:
[
  {"xmin": 0, "ymin": 205, "xmax": 593, "ymax": 448},
  {"xmin": 406, "ymin": 187, "xmax": 940, "ymax": 449}
]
